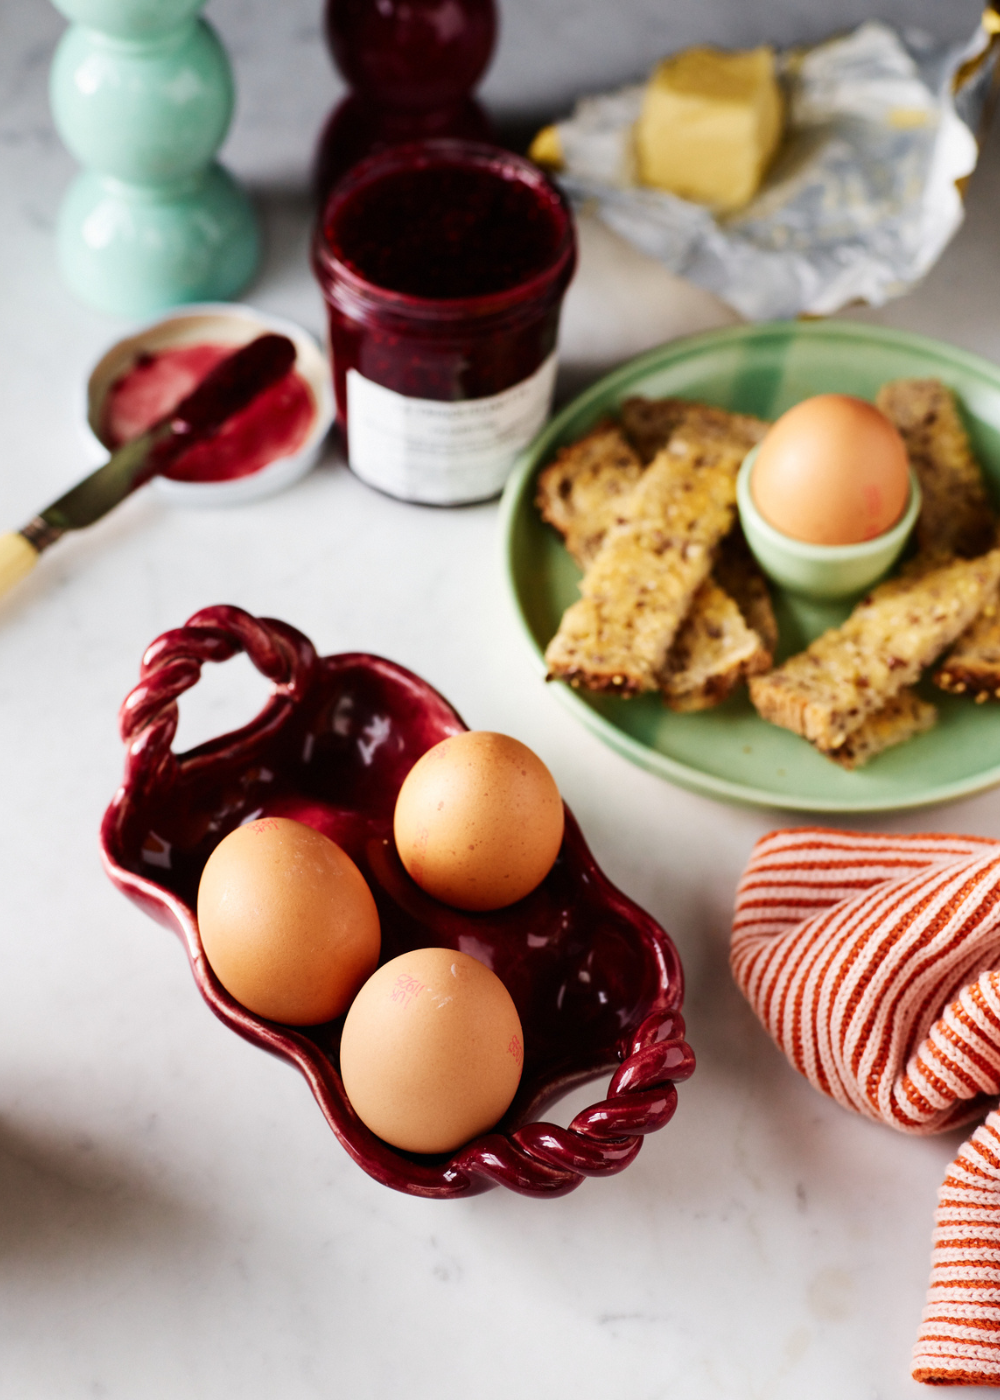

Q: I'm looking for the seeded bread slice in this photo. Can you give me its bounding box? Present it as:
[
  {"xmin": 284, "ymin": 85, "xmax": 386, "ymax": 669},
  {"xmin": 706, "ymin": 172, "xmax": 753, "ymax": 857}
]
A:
[
  {"xmin": 875, "ymin": 378, "xmax": 996, "ymax": 558},
  {"xmin": 540, "ymin": 397, "xmax": 772, "ymax": 699},
  {"xmin": 935, "ymin": 593, "xmax": 1000, "ymax": 700},
  {"xmin": 535, "ymin": 409, "xmax": 777, "ymax": 704},
  {"xmin": 544, "ymin": 441, "xmax": 740, "ymax": 694},
  {"xmin": 713, "ymin": 528, "xmax": 779, "ymax": 658},
  {"xmin": 619, "ymin": 397, "xmax": 699, "ymax": 464},
  {"xmin": 748, "ymin": 550, "xmax": 1000, "ymax": 750},
  {"xmin": 621, "ymin": 395, "xmax": 767, "ymax": 464},
  {"xmin": 660, "ymin": 578, "xmax": 771, "ymax": 711},
  {"xmin": 819, "ymin": 689, "xmax": 938, "ymax": 769},
  {"xmin": 660, "ymin": 529, "xmax": 776, "ymax": 710},
  {"xmin": 535, "ymin": 421, "xmax": 645, "ymax": 567}
]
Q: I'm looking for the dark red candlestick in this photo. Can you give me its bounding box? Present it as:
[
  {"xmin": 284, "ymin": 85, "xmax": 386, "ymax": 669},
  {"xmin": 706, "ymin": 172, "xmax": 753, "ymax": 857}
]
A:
[{"xmin": 315, "ymin": 0, "xmax": 498, "ymax": 203}]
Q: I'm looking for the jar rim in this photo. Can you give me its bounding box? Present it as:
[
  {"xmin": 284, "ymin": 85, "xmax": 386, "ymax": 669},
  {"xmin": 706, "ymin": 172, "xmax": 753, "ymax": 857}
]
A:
[{"xmin": 312, "ymin": 139, "xmax": 577, "ymax": 324}]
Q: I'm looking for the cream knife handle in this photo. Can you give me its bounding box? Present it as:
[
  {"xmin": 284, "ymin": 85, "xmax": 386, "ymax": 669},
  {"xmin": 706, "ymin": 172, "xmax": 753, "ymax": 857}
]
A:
[{"xmin": 0, "ymin": 532, "xmax": 39, "ymax": 598}]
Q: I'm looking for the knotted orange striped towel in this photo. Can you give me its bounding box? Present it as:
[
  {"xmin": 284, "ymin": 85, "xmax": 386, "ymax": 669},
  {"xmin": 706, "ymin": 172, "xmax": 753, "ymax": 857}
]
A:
[{"xmin": 731, "ymin": 828, "xmax": 1000, "ymax": 1386}]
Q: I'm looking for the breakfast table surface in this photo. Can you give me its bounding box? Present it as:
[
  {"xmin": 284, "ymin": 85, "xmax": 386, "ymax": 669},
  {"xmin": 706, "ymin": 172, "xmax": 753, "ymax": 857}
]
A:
[{"xmin": 6, "ymin": 5, "xmax": 1000, "ymax": 1398}]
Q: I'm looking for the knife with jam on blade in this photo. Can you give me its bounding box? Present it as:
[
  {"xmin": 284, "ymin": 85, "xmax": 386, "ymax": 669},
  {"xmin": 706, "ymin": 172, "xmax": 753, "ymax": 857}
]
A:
[{"xmin": 0, "ymin": 333, "xmax": 297, "ymax": 601}]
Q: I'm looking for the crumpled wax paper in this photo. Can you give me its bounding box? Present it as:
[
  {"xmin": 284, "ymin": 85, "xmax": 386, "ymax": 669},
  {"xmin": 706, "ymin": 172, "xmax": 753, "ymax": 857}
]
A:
[{"xmin": 549, "ymin": 17, "xmax": 999, "ymax": 319}]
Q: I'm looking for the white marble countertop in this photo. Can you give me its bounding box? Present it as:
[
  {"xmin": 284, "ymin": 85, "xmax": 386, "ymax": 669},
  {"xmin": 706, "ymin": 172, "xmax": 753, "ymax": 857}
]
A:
[{"xmin": 6, "ymin": 7, "xmax": 1000, "ymax": 1398}]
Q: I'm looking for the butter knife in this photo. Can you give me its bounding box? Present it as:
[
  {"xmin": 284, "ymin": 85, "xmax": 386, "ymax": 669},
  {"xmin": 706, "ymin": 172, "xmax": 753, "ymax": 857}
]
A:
[{"xmin": 0, "ymin": 332, "xmax": 297, "ymax": 601}]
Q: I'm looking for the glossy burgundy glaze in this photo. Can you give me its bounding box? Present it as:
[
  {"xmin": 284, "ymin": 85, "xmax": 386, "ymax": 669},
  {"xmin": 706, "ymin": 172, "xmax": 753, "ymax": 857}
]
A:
[
  {"xmin": 315, "ymin": 0, "xmax": 496, "ymax": 201},
  {"xmin": 326, "ymin": 0, "xmax": 495, "ymax": 107},
  {"xmin": 314, "ymin": 96, "xmax": 494, "ymax": 205},
  {"xmin": 313, "ymin": 141, "xmax": 576, "ymax": 421},
  {"xmin": 100, "ymin": 607, "xmax": 693, "ymax": 1198}
]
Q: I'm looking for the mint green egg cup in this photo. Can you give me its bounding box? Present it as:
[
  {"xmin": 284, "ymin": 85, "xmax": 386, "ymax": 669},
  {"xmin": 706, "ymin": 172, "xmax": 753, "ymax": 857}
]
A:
[{"xmin": 736, "ymin": 444, "xmax": 922, "ymax": 600}]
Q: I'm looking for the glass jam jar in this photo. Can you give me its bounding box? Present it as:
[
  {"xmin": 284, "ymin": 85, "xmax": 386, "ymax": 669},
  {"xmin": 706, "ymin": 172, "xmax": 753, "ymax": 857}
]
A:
[{"xmin": 312, "ymin": 140, "xmax": 577, "ymax": 505}]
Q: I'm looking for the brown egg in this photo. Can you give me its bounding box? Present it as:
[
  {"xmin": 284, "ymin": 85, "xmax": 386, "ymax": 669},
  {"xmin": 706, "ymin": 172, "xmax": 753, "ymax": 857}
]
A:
[
  {"xmin": 393, "ymin": 731, "xmax": 564, "ymax": 911},
  {"xmin": 197, "ymin": 817, "xmax": 380, "ymax": 1025},
  {"xmin": 751, "ymin": 394, "xmax": 910, "ymax": 545},
  {"xmin": 339, "ymin": 947, "xmax": 524, "ymax": 1154}
]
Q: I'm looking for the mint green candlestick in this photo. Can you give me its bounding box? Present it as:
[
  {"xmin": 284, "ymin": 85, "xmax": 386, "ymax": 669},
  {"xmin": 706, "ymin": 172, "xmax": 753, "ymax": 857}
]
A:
[{"xmin": 50, "ymin": 0, "xmax": 259, "ymax": 316}]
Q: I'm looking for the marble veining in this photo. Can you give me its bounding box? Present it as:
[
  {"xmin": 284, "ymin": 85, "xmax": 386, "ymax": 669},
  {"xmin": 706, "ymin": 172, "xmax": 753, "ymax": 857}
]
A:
[{"xmin": 3, "ymin": 1, "xmax": 1000, "ymax": 1395}]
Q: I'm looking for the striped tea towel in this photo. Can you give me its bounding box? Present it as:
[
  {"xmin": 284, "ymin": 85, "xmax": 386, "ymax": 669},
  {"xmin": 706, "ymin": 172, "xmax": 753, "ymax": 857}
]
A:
[{"xmin": 732, "ymin": 827, "xmax": 1000, "ymax": 1386}]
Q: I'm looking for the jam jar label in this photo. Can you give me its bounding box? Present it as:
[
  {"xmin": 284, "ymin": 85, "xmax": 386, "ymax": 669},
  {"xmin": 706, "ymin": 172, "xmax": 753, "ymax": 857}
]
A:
[{"xmin": 346, "ymin": 352, "xmax": 557, "ymax": 505}]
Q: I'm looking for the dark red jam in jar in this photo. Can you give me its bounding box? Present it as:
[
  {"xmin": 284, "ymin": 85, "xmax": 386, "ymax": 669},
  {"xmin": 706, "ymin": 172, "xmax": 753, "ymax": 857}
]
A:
[{"xmin": 312, "ymin": 140, "xmax": 576, "ymax": 504}]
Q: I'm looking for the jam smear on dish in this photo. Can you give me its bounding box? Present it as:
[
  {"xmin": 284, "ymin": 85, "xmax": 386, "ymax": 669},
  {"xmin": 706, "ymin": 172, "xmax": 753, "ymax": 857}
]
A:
[{"xmin": 103, "ymin": 343, "xmax": 315, "ymax": 483}]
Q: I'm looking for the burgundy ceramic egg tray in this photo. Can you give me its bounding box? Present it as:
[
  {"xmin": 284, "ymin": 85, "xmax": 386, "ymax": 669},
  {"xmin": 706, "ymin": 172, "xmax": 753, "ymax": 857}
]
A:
[{"xmin": 101, "ymin": 606, "xmax": 694, "ymax": 1198}]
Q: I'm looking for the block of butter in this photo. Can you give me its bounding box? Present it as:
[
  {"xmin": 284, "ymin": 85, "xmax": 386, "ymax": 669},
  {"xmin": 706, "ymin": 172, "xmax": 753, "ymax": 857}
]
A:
[
  {"xmin": 528, "ymin": 124, "xmax": 563, "ymax": 170},
  {"xmin": 634, "ymin": 46, "xmax": 783, "ymax": 211}
]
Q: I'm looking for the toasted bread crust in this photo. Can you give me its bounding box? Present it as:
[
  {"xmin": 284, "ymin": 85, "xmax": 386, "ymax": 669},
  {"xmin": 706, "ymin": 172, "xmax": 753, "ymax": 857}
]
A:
[
  {"xmin": 748, "ymin": 551, "xmax": 1000, "ymax": 749},
  {"xmin": 535, "ymin": 421, "xmax": 645, "ymax": 567},
  {"xmin": 620, "ymin": 397, "xmax": 700, "ymax": 463},
  {"xmin": 935, "ymin": 594, "xmax": 1000, "ymax": 699},
  {"xmin": 544, "ymin": 439, "xmax": 741, "ymax": 693},
  {"xmin": 876, "ymin": 378, "xmax": 996, "ymax": 558},
  {"xmin": 621, "ymin": 396, "xmax": 767, "ymax": 465},
  {"xmin": 819, "ymin": 689, "xmax": 937, "ymax": 768}
]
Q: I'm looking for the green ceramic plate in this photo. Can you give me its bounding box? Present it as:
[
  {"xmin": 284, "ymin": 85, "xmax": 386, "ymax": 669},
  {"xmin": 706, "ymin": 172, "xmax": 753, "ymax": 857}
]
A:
[{"xmin": 499, "ymin": 320, "xmax": 1000, "ymax": 813}]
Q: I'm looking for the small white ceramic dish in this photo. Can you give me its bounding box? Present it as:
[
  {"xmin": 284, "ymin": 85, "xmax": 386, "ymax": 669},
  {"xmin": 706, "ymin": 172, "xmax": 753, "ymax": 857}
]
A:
[
  {"xmin": 736, "ymin": 443, "xmax": 922, "ymax": 599},
  {"xmin": 83, "ymin": 303, "xmax": 334, "ymax": 507}
]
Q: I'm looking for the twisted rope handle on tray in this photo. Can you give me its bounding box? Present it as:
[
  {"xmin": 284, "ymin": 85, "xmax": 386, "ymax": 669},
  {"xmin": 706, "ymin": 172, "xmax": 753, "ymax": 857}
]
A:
[
  {"xmin": 447, "ymin": 1008, "xmax": 695, "ymax": 1194},
  {"xmin": 117, "ymin": 604, "xmax": 319, "ymax": 800}
]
